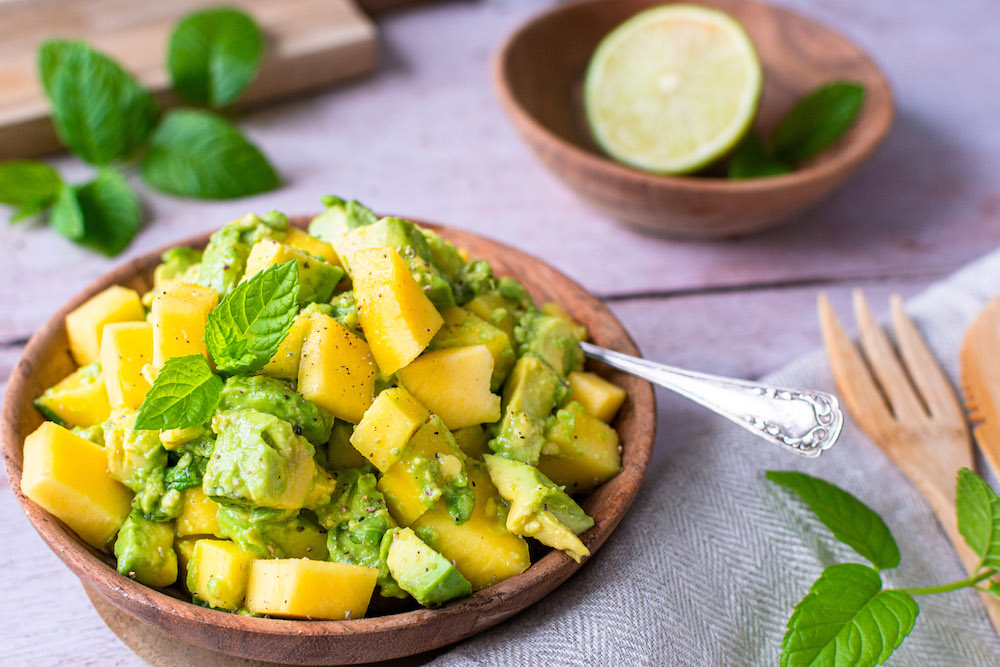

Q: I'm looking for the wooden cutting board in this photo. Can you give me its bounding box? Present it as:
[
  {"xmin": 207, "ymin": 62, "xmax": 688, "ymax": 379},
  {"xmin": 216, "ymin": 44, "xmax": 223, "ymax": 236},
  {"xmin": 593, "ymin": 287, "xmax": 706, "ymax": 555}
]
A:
[{"xmin": 0, "ymin": 0, "xmax": 378, "ymax": 160}]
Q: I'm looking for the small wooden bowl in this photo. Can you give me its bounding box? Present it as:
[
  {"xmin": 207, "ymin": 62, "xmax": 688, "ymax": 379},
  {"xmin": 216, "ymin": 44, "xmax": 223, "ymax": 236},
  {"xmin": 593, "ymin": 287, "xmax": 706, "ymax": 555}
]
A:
[
  {"xmin": 1, "ymin": 218, "xmax": 655, "ymax": 665},
  {"xmin": 494, "ymin": 0, "xmax": 895, "ymax": 239}
]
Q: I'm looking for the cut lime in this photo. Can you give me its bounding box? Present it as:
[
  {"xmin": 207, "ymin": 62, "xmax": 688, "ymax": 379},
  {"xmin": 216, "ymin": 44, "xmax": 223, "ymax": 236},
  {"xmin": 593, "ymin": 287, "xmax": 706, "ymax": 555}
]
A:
[{"xmin": 584, "ymin": 4, "xmax": 762, "ymax": 175}]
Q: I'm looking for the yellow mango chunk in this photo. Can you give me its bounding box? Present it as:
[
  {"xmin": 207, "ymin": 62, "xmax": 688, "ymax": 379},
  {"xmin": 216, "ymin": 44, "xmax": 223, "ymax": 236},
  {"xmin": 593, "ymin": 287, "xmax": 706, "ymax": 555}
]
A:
[
  {"xmin": 34, "ymin": 363, "xmax": 111, "ymax": 428},
  {"xmin": 350, "ymin": 387, "xmax": 430, "ymax": 472},
  {"xmin": 412, "ymin": 462, "xmax": 529, "ymax": 590},
  {"xmin": 186, "ymin": 539, "xmax": 257, "ymax": 611},
  {"xmin": 150, "ymin": 282, "xmax": 218, "ymax": 368},
  {"xmin": 245, "ymin": 559, "xmax": 377, "ymax": 620},
  {"xmin": 539, "ymin": 401, "xmax": 621, "ymax": 494},
  {"xmin": 430, "ymin": 307, "xmax": 515, "ymax": 391},
  {"xmin": 282, "ymin": 227, "xmax": 342, "ymax": 267},
  {"xmin": 175, "ymin": 536, "xmax": 200, "ymax": 582},
  {"xmin": 176, "ymin": 487, "xmax": 223, "ymax": 538},
  {"xmin": 260, "ymin": 312, "xmax": 311, "ymax": 381},
  {"xmin": 100, "ymin": 322, "xmax": 154, "ymax": 409},
  {"xmin": 298, "ymin": 314, "xmax": 377, "ymax": 423},
  {"xmin": 65, "ymin": 285, "xmax": 145, "ymax": 366},
  {"xmin": 397, "ymin": 346, "xmax": 501, "ymax": 429},
  {"xmin": 21, "ymin": 422, "xmax": 132, "ymax": 547},
  {"xmin": 352, "ymin": 247, "xmax": 444, "ymax": 374},
  {"xmin": 567, "ymin": 371, "xmax": 626, "ymax": 423}
]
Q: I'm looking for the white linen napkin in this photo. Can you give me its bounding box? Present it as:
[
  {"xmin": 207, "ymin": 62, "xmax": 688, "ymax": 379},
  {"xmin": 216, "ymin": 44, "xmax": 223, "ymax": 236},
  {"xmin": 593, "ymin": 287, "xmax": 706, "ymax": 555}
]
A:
[{"xmin": 430, "ymin": 249, "xmax": 1000, "ymax": 666}]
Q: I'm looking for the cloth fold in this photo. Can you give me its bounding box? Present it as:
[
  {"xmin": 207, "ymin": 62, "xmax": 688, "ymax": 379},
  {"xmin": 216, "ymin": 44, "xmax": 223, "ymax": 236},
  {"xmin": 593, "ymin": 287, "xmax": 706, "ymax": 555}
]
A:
[{"xmin": 431, "ymin": 249, "xmax": 1000, "ymax": 666}]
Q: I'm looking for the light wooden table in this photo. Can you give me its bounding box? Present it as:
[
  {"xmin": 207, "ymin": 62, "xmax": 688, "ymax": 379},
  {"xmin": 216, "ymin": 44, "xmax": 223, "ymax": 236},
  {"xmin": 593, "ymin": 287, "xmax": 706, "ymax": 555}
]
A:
[{"xmin": 2, "ymin": 0, "xmax": 997, "ymax": 662}]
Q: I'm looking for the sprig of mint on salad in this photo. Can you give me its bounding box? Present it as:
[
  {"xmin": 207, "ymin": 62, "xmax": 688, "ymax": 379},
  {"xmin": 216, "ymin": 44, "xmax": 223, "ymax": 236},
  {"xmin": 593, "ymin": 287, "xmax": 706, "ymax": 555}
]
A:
[
  {"xmin": 0, "ymin": 7, "xmax": 279, "ymax": 256},
  {"xmin": 769, "ymin": 468, "xmax": 1000, "ymax": 666}
]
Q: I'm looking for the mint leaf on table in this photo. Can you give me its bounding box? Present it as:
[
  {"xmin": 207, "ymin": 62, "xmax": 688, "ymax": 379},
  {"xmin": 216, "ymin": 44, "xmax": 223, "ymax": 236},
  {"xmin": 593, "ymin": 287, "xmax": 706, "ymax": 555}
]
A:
[
  {"xmin": 38, "ymin": 40, "xmax": 159, "ymax": 165},
  {"xmin": 767, "ymin": 471, "xmax": 900, "ymax": 570},
  {"xmin": 205, "ymin": 260, "xmax": 299, "ymax": 375},
  {"xmin": 49, "ymin": 183, "xmax": 84, "ymax": 241},
  {"xmin": 141, "ymin": 109, "xmax": 279, "ymax": 199},
  {"xmin": 781, "ymin": 563, "xmax": 918, "ymax": 667},
  {"xmin": 134, "ymin": 355, "xmax": 223, "ymax": 431},
  {"xmin": 728, "ymin": 131, "xmax": 791, "ymax": 179},
  {"xmin": 773, "ymin": 81, "xmax": 865, "ymax": 165},
  {"xmin": 956, "ymin": 467, "xmax": 1000, "ymax": 569},
  {"xmin": 49, "ymin": 169, "xmax": 141, "ymax": 256},
  {"xmin": 167, "ymin": 7, "xmax": 264, "ymax": 108},
  {"xmin": 0, "ymin": 161, "xmax": 63, "ymax": 221}
]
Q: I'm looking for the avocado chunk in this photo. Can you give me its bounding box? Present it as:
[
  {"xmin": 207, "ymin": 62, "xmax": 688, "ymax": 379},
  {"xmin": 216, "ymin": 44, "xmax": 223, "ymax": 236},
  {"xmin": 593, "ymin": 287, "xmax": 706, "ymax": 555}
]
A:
[
  {"xmin": 503, "ymin": 355, "xmax": 570, "ymax": 419},
  {"xmin": 451, "ymin": 259, "xmax": 496, "ymax": 305},
  {"xmin": 104, "ymin": 408, "xmax": 181, "ymax": 521},
  {"xmin": 329, "ymin": 291, "xmax": 363, "ymax": 337},
  {"xmin": 198, "ymin": 212, "xmax": 288, "ymax": 296},
  {"xmin": 71, "ymin": 424, "xmax": 105, "ymax": 445},
  {"xmin": 317, "ymin": 420, "xmax": 369, "ymax": 471},
  {"xmin": 218, "ymin": 376, "xmax": 334, "ymax": 446},
  {"xmin": 385, "ymin": 527, "xmax": 472, "ymax": 606},
  {"xmin": 419, "ymin": 228, "xmax": 465, "ymax": 280},
  {"xmin": 308, "ymin": 195, "xmax": 378, "ymax": 240},
  {"xmin": 114, "ymin": 511, "xmax": 178, "ymax": 587},
  {"xmin": 203, "ymin": 409, "xmax": 316, "ymax": 510},
  {"xmin": 515, "ymin": 311, "xmax": 585, "ymax": 376},
  {"xmin": 484, "ymin": 454, "xmax": 593, "ymax": 562},
  {"xmin": 154, "ymin": 246, "xmax": 202, "ymax": 286},
  {"xmin": 487, "ymin": 410, "xmax": 547, "ymax": 465},
  {"xmin": 215, "ymin": 505, "xmax": 329, "ymax": 559},
  {"xmin": 34, "ymin": 362, "xmax": 108, "ymax": 427},
  {"xmin": 463, "ymin": 280, "xmax": 533, "ymax": 341}
]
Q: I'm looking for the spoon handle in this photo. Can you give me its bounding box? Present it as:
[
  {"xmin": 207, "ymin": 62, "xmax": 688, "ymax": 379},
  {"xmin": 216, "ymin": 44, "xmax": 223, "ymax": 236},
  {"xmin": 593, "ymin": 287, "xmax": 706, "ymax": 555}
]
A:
[{"xmin": 579, "ymin": 342, "xmax": 843, "ymax": 458}]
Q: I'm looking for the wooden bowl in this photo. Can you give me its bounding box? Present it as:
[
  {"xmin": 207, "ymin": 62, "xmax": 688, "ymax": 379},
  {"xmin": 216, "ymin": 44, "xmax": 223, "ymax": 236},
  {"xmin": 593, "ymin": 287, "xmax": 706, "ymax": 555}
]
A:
[
  {"xmin": 1, "ymin": 217, "xmax": 655, "ymax": 665},
  {"xmin": 494, "ymin": 0, "xmax": 895, "ymax": 239}
]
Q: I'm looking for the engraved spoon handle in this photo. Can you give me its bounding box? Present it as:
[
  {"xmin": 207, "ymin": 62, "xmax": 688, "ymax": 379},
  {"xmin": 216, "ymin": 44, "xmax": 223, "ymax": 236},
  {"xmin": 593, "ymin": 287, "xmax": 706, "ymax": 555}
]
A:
[{"xmin": 580, "ymin": 342, "xmax": 843, "ymax": 458}]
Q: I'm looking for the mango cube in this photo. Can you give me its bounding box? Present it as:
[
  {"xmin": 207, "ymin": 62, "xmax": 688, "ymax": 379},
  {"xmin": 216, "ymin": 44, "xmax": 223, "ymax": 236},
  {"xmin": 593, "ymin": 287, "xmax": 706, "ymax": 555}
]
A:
[
  {"xmin": 65, "ymin": 285, "xmax": 145, "ymax": 366},
  {"xmin": 100, "ymin": 322, "xmax": 154, "ymax": 409},
  {"xmin": 539, "ymin": 401, "xmax": 621, "ymax": 494},
  {"xmin": 429, "ymin": 307, "xmax": 515, "ymax": 391},
  {"xmin": 282, "ymin": 227, "xmax": 342, "ymax": 267},
  {"xmin": 175, "ymin": 536, "xmax": 200, "ymax": 582},
  {"xmin": 21, "ymin": 422, "xmax": 133, "ymax": 547},
  {"xmin": 298, "ymin": 314, "xmax": 377, "ymax": 423},
  {"xmin": 412, "ymin": 462, "xmax": 529, "ymax": 590},
  {"xmin": 260, "ymin": 312, "xmax": 311, "ymax": 381},
  {"xmin": 150, "ymin": 282, "xmax": 218, "ymax": 368},
  {"xmin": 397, "ymin": 345, "xmax": 501, "ymax": 430},
  {"xmin": 352, "ymin": 247, "xmax": 444, "ymax": 374},
  {"xmin": 567, "ymin": 371, "xmax": 626, "ymax": 423},
  {"xmin": 186, "ymin": 539, "xmax": 257, "ymax": 610},
  {"xmin": 245, "ymin": 559, "xmax": 377, "ymax": 620},
  {"xmin": 33, "ymin": 362, "xmax": 111, "ymax": 428},
  {"xmin": 350, "ymin": 387, "xmax": 430, "ymax": 472},
  {"xmin": 176, "ymin": 487, "xmax": 223, "ymax": 538}
]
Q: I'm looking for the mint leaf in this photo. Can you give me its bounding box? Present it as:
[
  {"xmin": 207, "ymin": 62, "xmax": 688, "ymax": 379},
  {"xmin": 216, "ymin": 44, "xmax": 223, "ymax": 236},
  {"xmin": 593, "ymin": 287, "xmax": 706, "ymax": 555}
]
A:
[
  {"xmin": 205, "ymin": 260, "xmax": 299, "ymax": 375},
  {"xmin": 167, "ymin": 7, "xmax": 263, "ymax": 107},
  {"xmin": 728, "ymin": 131, "xmax": 791, "ymax": 179},
  {"xmin": 0, "ymin": 161, "xmax": 63, "ymax": 220},
  {"xmin": 49, "ymin": 183, "xmax": 84, "ymax": 241},
  {"xmin": 38, "ymin": 41, "xmax": 159, "ymax": 165},
  {"xmin": 141, "ymin": 109, "xmax": 279, "ymax": 199},
  {"xmin": 767, "ymin": 471, "xmax": 900, "ymax": 570},
  {"xmin": 773, "ymin": 81, "xmax": 865, "ymax": 165},
  {"xmin": 135, "ymin": 355, "xmax": 222, "ymax": 431},
  {"xmin": 49, "ymin": 169, "xmax": 141, "ymax": 256},
  {"xmin": 956, "ymin": 467, "xmax": 1000, "ymax": 569},
  {"xmin": 781, "ymin": 563, "xmax": 918, "ymax": 667}
]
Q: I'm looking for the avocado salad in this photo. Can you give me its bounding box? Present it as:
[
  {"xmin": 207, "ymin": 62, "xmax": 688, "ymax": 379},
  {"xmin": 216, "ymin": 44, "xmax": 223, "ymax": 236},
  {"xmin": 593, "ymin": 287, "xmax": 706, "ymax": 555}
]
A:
[{"xmin": 22, "ymin": 196, "xmax": 628, "ymax": 620}]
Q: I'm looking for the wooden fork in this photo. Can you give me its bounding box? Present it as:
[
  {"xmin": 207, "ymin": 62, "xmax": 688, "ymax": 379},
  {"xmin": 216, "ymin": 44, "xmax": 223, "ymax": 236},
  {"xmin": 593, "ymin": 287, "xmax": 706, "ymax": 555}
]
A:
[{"xmin": 818, "ymin": 290, "xmax": 1000, "ymax": 632}]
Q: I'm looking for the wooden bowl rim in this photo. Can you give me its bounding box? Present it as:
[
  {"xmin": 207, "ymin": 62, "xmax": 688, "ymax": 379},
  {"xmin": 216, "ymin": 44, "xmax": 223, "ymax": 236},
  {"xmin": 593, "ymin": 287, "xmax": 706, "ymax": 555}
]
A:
[
  {"xmin": 492, "ymin": 0, "xmax": 896, "ymax": 194},
  {"xmin": 1, "ymin": 216, "xmax": 656, "ymax": 661}
]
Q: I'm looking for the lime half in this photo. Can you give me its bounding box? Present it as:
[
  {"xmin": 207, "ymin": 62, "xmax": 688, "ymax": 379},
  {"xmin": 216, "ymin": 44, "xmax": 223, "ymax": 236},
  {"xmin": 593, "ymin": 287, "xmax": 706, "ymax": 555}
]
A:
[{"xmin": 584, "ymin": 4, "xmax": 762, "ymax": 174}]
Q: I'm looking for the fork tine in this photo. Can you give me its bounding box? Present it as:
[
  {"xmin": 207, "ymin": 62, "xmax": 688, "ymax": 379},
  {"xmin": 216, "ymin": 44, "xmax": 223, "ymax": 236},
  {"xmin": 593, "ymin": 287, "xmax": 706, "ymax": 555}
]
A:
[
  {"xmin": 889, "ymin": 295, "xmax": 967, "ymax": 424},
  {"xmin": 852, "ymin": 290, "xmax": 928, "ymax": 421},
  {"xmin": 818, "ymin": 294, "xmax": 895, "ymax": 438}
]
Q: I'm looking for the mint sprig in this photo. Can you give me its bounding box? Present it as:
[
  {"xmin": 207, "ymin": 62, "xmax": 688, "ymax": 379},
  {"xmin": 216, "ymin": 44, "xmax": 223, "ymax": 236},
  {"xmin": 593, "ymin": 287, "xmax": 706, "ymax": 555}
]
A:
[
  {"xmin": 49, "ymin": 168, "xmax": 141, "ymax": 256},
  {"xmin": 205, "ymin": 260, "xmax": 300, "ymax": 375},
  {"xmin": 134, "ymin": 355, "xmax": 223, "ymax": 431},
  {"xmin": 168, "ymin": 7, "xmax": 263, "ymax": 108},
  {"xmin": 0, "ymin": 161, "xmax": 63, "ymax": 222},
  {"xmin": 772, "ymin": 467, "xmax": 1000, "ymax": 666}
]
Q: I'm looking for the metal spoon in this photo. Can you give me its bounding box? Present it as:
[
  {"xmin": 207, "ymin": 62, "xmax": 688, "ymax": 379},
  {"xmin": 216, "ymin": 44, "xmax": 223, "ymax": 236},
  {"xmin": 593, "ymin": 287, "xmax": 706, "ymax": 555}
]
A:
[{"xmin": 580, "ymin": 342, "xmax": 843, "ymax": 458}]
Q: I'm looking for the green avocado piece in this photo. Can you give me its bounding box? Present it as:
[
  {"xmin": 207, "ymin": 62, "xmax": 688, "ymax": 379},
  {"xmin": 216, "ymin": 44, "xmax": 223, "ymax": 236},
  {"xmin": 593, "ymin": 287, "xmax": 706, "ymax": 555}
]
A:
[
  {"xmin": 398, "ymin": 249, "xmax": 455, "ymax": 311},
  {"xmin": 292, "ymin": 255, "xmax": 344, "ymax": 307},
  {"xmin": 218, "ymin": 376, "xmax": 333, "ymax": 446},
  {"xmin": 464, "ymin": 283, "xmax": 532, "ymax": 341},
  {"xmin": 483, "ymin": 454, "xmax": 593, "ymax": 535},
  {"xmin": 328, "ymin": 291, "xmax": 362, "ymax": 337},
  {"xmin": 502, "ymin": 355, "xmax": 570, "ymax": 419},
  {"xmin": 451, "ymin": 259, "xmax": 496, "ymax": 305},
  {"xmin": 114, "ymin": 511, "xmax": 177, "ymax": 587},
  {"xmin": 71, "ymin": 424, "xmax": 105, "ymax": 445},
  {"xmin": 308, "ymin": 195, "xmax": 378, "ymax": 240},
  {"xmin": 386, "ymin": 527, "xmax": 472, "ymax": 606},
  {"xmin": 104, "ymin": 409, "xmax": 168, "ymax": 492},
  {"xmin": 155, "ymin": 247, "xmax": 202, "ymax": 285},
  {"xmin": 203, "ymin": 409, "xmax": 316, "ymax": 510},
  {"xmin": 515, "ymin": 311, "xmax": 585, "ymax": 376},
  {"xmin": 487, "ymin": 410, "xmax": 547, "ymax": 465},
  {"xmin": 419, "ymin": 227, "xmax": 465, "ymax": 280},
  {"xmin": 198, "ymin": 212, "xmax": 288, "ymax": 296},
  {"xmin": 215, "ymin": 505, "xmax": 329, "ymax": 559}
]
